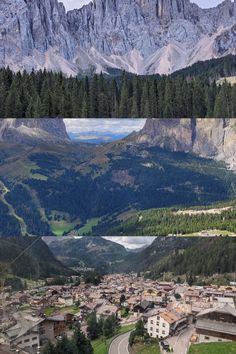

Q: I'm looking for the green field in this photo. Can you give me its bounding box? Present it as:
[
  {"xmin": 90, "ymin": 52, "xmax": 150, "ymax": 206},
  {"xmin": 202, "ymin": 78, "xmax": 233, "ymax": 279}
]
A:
[
  {"xmin": 44, "ymin": 305, "xmax": 79, "ymax": 316},
  {"xmin": 131, "ymin": 341, "xmax": 160, "ymax": 354},
  {"xmin": 92, "ymin": 338, "xmax": 107, "ymax": 354},
  {"xmin": 49, "ymin": 212, "xmax": 81, "ymax": 236},
  {"xmin": 51, "ymin": 221, "xmax": 79, "ymax": 236},
  {"xmin": 189, "ymin": 342, "xmax": 236, "ymax": 354},
  {"xmin": 77, "ymin": 218, "xmax": 101, "ymax": 236}
]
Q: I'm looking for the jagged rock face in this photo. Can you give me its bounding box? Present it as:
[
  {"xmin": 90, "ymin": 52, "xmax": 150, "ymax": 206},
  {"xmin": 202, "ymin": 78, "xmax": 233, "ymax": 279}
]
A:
[
  {"xmin": 134, "ymin": 118, "xmax": 236, "ymax": 170},
  {"xmin": 0, "ymin": 118, "xmax": 70, "ymax": 144},
  {"xmin": 0, "ymin": 0, "xmax": 236, "ymax": 75}
]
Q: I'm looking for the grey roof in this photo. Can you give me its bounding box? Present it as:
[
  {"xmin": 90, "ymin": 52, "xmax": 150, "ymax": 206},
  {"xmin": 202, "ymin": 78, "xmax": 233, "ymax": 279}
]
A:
[
  {"xmin": 196, "ymin": 304, "xmax": 236, "ymax": 318},
  {"xmin": 46, "ymin": 315, "xmax": 65, "ymax": 322},
  {"xmin": 196, "ymin": 319, "xmax": 236, "ymax": 336},
  {"xmin": 4, "ymin": 315, "xmax": 44, "ymax": 341}
]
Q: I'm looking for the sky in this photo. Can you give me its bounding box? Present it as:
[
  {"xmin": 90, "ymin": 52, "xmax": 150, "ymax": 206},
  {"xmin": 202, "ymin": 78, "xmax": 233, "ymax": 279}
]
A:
[
  {"xmin": 103, "ymin": 237, "xmax": 156, "ymax": 249},
  {"xmin": 64, "ymin": 119, "xmax": 146, "ymax": 142},
  {"xmin": 62, "ymin": 0, "xmax": 224, "ymax": 11}
]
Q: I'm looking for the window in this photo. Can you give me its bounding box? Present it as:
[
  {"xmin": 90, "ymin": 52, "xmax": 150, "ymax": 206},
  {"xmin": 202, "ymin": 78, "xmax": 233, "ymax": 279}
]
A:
[
  {"xmin": 162, "ymin": 330, "xmax": 165, "ymax": 335},
  {"xmin": 163, "ymin": 323, "xmax": 166, "ymax": 327},
  {"xmin": 205, "ymin": 336, "xmax": 210, "ymax": 340},
  {"xmin": 151, "ymin": 320, "xmax": 153, "ymax": 324},
  {"xmin": 32, "ymin": 337, "xmax": 38, "ymax": 341},
  {"xmin": 24, "ymin": 339, "xmax": 30, "ymax": 343},
  {"xmin": 150, "ymin": 327, "xmax": 153, "ymax": 331}
]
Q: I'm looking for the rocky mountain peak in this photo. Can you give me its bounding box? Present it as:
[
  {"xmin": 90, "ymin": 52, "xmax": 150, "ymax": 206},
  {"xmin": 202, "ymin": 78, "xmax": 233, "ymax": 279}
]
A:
[
  {"xmin": 0, "ymin": 118, "xmax": 70, "ymax": 144},
  {"xmin": 134, "ymin": 118, "xmax": 236, "ymax": 170},
  {"xmin": 0, "ymin": 0, "xmax": 236, "ymax": 75}
]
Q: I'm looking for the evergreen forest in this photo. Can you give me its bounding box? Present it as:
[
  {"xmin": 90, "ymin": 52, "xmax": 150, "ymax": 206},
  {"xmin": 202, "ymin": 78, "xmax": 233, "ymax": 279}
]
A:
[{"xmin": 0, "ymin": 55, "xmax": 236, "ymax": 118}]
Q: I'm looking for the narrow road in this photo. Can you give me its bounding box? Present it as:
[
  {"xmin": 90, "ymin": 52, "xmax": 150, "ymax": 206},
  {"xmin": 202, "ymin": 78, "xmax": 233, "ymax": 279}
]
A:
[
  {"xmin": 167, "ymin": 326, "xmax": 194, "ymax": 354},
  {"xmin": 109, "ymin": 331, "xmax": 131, "ymax": 354}
]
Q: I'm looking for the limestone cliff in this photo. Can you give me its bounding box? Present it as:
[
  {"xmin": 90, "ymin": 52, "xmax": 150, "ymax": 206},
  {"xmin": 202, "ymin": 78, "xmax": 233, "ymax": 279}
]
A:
[
  {"xmin": 0, "ymin": 118, "xmax": 70, "ymax": 144},
  {"xmin": 134, "ymin": 118, "xmax": 236, "ymax": 170},
  {"xmin": 0, "ymin": 0, "xmax": 236, "ymax": 75}
]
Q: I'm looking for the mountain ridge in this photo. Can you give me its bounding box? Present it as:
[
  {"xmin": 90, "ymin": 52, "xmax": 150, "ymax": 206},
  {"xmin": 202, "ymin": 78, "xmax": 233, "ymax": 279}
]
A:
[
  {"xmin": 133, "ymin": 118, "xmax": 236, "ymax": 170},
  {"xmin": 1, "ymin": 0, "xmax": 236, "ymax": 75},
  {"xmin": 0, "ymin": 118, "xmax": 70, "ymax": 144}
]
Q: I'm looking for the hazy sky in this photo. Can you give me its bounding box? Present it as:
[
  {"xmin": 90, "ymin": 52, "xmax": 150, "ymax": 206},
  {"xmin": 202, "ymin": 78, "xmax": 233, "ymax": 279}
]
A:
[
  {"xmin": 64, "ymin": 119, "xmax": 146, "ymax": 137},
  {"xmin": 103, "ymin": 237, "xmax": 156, "ymax": 249},
  {"xmin": 62, "ymin": 0, "xmax": 224, "ymax": 11}
]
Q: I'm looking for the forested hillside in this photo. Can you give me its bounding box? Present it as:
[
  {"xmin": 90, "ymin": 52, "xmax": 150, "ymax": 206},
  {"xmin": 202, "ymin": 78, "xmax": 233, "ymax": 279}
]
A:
[
  {"xmin": 148, "ymin": 237, "xmax": 236, "ymax": 279},
  {"xmin": 101, "ymin": 204, "xmax": 236, "ymax": 236},
  {"xmin": 0, "ymin": 237, "xmax": 71, "ymax": 279},
  {"xmin": 0, "ymin": 55, "xmax": 236, "ymax": 118},
  {"xmin": 1, "ymin": 141, "xmax": 235, "ymax": 236}
]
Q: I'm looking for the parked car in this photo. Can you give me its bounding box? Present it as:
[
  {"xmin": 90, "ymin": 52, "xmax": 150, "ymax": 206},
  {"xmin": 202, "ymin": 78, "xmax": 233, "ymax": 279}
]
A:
[{"xmin": 160, "ymin": 340, "xmax": 170, "ymax": 352}]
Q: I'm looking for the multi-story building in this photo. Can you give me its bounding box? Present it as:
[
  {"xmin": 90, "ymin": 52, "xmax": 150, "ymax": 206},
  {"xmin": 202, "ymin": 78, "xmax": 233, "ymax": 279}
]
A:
[
  {"xmin": 146, "ymin": 309, "xmax": 188, "ymax": 339},
  {"xmin": 196, "ymin": 304, "xmax": 236, "ymax": 343},
  {"xmin": 3, "ymin": 314, "xmax": 44, "ymax": 353}
]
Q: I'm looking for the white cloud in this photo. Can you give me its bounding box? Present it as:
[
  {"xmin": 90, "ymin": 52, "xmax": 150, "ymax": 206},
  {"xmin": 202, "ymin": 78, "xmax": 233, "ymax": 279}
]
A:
[
  {"xmin": 103, "ymin": 237, "xmax": 156, "ymax": 250},
  {"xmin": 64, "ymin": 119, "xmax": 146, "ymax": 136}
]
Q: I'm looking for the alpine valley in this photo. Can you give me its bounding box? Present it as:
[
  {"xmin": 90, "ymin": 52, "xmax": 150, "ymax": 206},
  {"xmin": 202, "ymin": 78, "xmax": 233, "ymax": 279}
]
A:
[
  {"xmin": 1, "ymin": 0, "xmax": 236, "ymax": 76},
  {"xmin": 1, "ymin": 118, "xmax": 236, "ymax": 237}
]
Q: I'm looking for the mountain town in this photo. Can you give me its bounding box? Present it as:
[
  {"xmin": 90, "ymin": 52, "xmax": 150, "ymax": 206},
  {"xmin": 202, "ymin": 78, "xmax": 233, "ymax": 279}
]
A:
[{"xmin": 0, "ymin": 272, "xmax": 236, "ymax": 354}]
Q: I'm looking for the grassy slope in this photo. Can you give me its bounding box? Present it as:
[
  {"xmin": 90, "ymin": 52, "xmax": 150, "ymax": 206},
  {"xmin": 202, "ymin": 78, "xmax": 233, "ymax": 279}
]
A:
[
  {"xmin": 92, "ymin": 324, "xmax": 135, "ymax": 354},
  {"xmin": 0, "ymin": 180, "xmax": 27, "ymax": 235},
  {"xmin": 189, "ymin": 342, "xmax": 236, "ymax": 354},
  {"xmin": 131, "ymin": 342, "xmax": 160, "ymax": 354}
]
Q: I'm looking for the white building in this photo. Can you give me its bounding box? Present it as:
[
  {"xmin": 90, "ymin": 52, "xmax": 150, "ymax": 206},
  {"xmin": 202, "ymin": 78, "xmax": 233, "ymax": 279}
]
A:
[
  {"xmin": 147, "ymin": 309, "xmax": 187, "ymax": 339},
  {"xmin": 3, "ymin": 314, "xmax": 44, "ymax": 353}
]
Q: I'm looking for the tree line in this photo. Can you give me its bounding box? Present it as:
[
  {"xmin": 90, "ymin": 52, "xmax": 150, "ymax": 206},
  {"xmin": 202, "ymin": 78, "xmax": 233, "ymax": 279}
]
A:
[
  {"xmin": 149, "ymin": 238, "xmax": 236, "ymax": 279},
  {"xmin": 0, "ymin": 65, "xmax": 236, "ymax": 118},
  {"xmin": 43, "ymin": 327, "xmax": 93, "ymax": 354},
  {"xmin": 108, "ymin": 207, "xmax": 236, "ymax": 236}
]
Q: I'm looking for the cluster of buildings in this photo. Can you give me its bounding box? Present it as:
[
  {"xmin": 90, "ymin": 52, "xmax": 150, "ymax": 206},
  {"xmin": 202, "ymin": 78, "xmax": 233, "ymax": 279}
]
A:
[{"xmin": 0, "ymin": 274, "xmax": 236, "ymax": 353}]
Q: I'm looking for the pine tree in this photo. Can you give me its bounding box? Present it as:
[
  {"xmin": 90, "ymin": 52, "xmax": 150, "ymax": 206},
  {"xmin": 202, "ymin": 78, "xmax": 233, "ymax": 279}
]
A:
[
  {"xmin": 73, "ymin": 328, "xmax": 93, "ymax": 354},
  {"xmin": 43, "ymin": 342, "xmax": 56, "ymax": 354},
  {"xmin": 192, "ymin": 80, "xmax": 206, "ymax": 117},
  {"xmin": 214, "ymin": 83, "xmax": 230, "ymax": 118},
  {"xmin": 231, "ymin": 85, "xmax": 236, "ymax": 117},
  {"xmin": 140, "ymin": 81, "xmax": 151, "ymax": 117},
  {"xmin": 119, "ymin": 75, "xmax": 129, "ymax": 117},
  {"xmin": 163, "ymin": 79, "xmax": 174, "ymax": 117}
]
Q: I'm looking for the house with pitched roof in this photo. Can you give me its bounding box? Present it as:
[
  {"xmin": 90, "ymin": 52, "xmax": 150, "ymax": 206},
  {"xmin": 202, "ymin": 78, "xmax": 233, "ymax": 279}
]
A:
[
  {"xmin": 196, "ymin": 304, "xmax": 236, "ymax": 343},
  {"xmin": 146, "ymin": 309, "xmax": 188, "ymax": 339},
  {"xmin": 2, "ymin": 313, "xmax": 44, "ymax": 353}
]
